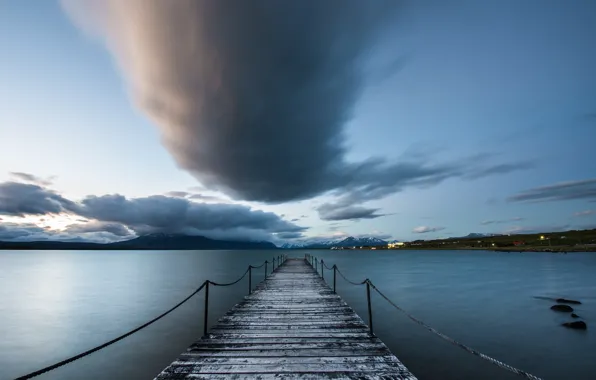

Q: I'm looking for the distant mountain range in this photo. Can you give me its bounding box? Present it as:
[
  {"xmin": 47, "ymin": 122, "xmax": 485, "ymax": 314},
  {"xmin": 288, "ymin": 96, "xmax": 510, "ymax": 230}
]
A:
[
  {"xmin": 281, "ymin": 236, "xmax": 391, "ymax": 249},
  {"xmin": 0, "ymin": 233, "xmax": 277, "ymax": 250},
  {"xmin": 0, "ymin": 231, "xmax": 510, "ymax": 251}
]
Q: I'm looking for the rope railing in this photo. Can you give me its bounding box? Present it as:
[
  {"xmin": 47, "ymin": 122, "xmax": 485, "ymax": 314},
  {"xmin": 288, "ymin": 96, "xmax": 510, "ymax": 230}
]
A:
[
  {"xmin": 14, "ymin": 255, "xmax": 287, "ymax": 380},
  {"xmin": 304, "ymin": 254, "xmax": 543, "ymax": 380}
]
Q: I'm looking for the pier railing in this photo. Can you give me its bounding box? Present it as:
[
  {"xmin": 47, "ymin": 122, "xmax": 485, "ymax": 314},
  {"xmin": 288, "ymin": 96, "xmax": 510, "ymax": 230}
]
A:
[
  {"xmin": 14, "ymin": 254, "xmax": 288, "ymax": 380},
  {"xmin": 304, "ymin": 253, "xmax": 543, "ymax": 380}
]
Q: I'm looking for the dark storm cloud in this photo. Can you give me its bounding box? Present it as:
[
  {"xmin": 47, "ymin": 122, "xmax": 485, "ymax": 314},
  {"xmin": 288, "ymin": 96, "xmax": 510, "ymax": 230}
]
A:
[
  {"xmin": 0, "ymin": 182, "xmax": 77, "ymax": 216},
  {"xmin": 275, "ymin": 231, "xmax": 303, "ymax": 240},
  {"xmin": 62, "ymin": 1, "xmax": 534, "ymax": 207},
  {"xmin": 0, "ymin": 223, "xmax": 46, "ymax": 240},
  {"xmin": 507, "ymin": 179, "xmax": 596, "ymax": 203},
  {"xmin": 317, "ymin": 204, "xmax": 384, "ymax": 221},
  {"xmin": 77, "ymin": 194, "xmax": 305, "ymax": 236},
  {"xmin": 0, "ymin": 179, "xmax": 306, "ymax": 242},
  {"xmin": 10, "ymin": 172, "xmax": 54, "ymax": 186},
  {"xmin": 412, "ymin": 226, "xmax": 445, "ymax": 234},
  {"xmin": 64, "ymin": 221, "xmax": 132, "ymax": 237},
  {"xmin": 0, "ymin": 222, "xmax": 126, "ymax": 243},
  {"xmin": 315, "ymin": 156, "xmax": 529, "ymax": 220},
  {"xmin": 62, "ymin": 0, "xmax": 401, "ymax": 203}
]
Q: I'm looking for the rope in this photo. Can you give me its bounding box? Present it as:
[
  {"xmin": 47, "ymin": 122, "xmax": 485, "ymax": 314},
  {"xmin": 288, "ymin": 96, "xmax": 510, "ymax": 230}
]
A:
[
  {"xmin": 14, "ymin": 281, "xmax": 207, "ymax": 380},
  {"xmin": 322, "ymin": 261, "xmax": 334, "ymax": 270},
  {"xmin": 250, "ymin": 260, "xmax": 267, "ymax": 269},
  {"xmin": 368, "ymin": 281, "xmax": 543, "ymax": 380},
  {"xmin": 335, "ymin": 267, "xmax": 368, "ymax": 286},
  {"xmin": 209, "ymin": 267, "xmax": 251, "ymax": 287}
]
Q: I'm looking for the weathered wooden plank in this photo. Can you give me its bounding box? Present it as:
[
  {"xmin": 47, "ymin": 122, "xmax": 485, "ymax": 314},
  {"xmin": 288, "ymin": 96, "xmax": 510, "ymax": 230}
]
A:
[
  {"xmin": 161, "ymin": 362, "xmax": 407, "ymax": 374},
  {"xmin": 182, "ymin": 350, "xmax": 393, "ymax": 357},
  {"xmin": 188, "ymin": 342, "xmax": 388, "ymax": 350},
  {"xmin": 175, "ymin": 356, "xmax": 402, "ymax": 365},
  {"xmin": 155, "ymin": 258, "xmax": 416, "ymax": 380},
  {"xmin": 167, "ymin": 374, "xmax": 413, "ymax": 380}
]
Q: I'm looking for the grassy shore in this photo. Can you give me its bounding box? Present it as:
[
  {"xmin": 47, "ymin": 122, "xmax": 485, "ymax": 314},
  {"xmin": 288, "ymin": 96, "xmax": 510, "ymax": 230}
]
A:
[{"xmin": 399, "ymin": 228, "xmax": 596, "ymax": 252}]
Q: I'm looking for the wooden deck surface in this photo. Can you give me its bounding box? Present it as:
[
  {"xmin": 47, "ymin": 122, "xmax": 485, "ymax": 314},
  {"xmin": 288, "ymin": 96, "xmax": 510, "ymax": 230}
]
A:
[{"xmin": 155, "ymin": 258, "xmax": 416, "ymax": 379}]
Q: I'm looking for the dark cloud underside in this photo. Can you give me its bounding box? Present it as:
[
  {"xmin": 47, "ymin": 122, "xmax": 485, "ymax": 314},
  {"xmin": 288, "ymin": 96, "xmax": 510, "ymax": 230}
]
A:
[{"xmin": 0, "ymin": 182, "xmax": 76, "ymax": 216}]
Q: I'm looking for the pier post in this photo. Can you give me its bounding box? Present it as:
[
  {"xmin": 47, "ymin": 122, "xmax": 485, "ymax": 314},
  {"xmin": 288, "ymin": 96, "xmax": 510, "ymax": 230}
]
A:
[
  {"xmin": 315, "ymin": 258, "xmax": 317, "ymax": 272},
  {"xmin": 366, "ymin": 281, "xmax": 373, "ymax": 335},
  {"xmin": 321, "ymin": 259, "xmax": 324, "ymax": 280},
  {"xmin": 333, "ymin": 265, "xmax": 337, "ymax": 293},
  {"xmin": 248, "ymin": 266, "xmax": 252, "ymax": 294},
  {"xmin": 265, "ymin": 261, "xmax": 268, "ymax": 278},
  {"xmin": 273, "ymin": 257, "xmax": 276, "ymax": 271},
  {"xmin": 203, "ymin": 281, "xmax": 210, "ymax": 336}
]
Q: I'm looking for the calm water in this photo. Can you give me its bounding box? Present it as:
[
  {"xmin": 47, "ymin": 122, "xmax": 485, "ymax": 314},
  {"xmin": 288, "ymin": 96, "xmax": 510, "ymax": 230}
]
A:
[{"xmin": 1, "ymin": 250, "xmax": 595, "ymax": 380}]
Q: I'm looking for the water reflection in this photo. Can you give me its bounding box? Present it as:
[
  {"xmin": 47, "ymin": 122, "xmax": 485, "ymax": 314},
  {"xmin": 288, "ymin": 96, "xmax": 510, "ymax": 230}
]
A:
[{"xmin": 1, "ymin": 250, "xmax": 595, "ymax": 380}]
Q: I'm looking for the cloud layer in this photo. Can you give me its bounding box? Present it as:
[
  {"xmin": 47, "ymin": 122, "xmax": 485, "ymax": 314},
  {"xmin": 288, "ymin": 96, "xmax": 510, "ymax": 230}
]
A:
[
  {"xmin": 508, "ymin": 179, "xmax": 596, "ymax": 203},
  {"xmin": 412, "ymin": 226, "xmax": 445, "ymax": 234},
  {"xmin": 0, "ymin": 182, "xmax": 77, "ymax": 216},
  {"xmin": 0, "ymin": 179, "xmax": 306, "ymax": 243}
]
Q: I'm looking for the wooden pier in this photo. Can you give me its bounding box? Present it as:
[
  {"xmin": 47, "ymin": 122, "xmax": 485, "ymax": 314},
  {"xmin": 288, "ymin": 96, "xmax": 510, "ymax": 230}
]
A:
[{"xmin": 155, "ymin": 258, "xmax": 416, "ymax": 379}]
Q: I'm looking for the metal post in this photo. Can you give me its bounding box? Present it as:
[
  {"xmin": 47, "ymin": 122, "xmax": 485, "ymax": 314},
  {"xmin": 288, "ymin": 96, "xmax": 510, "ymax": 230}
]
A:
[
  {"xmin": 321, "ymin": 259, "xmax": 324, "ymax": 280},
  {"xmin": 273, "ymin": 257, "xmax": 276, "ymax": 271},
  {"xmin": 333, "ymin": 265, "xmax": 337, "ymax": 293},
  {"xmin": 366, "ymin": 281, "xmax": 373, "ymax": 335},
  {"xmin": 315, "ymin": 258, "xmax": 317, "ymax": 272},
  {"xmin": 203, "ymin": 281, "xmax": 210, "ymax": 336},
  {"xmin": 265, "ymin": 261, "xmax": 268, "ymax": 278},
  {"xmin": 248, "ymin": 266, "xmax": 252, "ymax": 294}
]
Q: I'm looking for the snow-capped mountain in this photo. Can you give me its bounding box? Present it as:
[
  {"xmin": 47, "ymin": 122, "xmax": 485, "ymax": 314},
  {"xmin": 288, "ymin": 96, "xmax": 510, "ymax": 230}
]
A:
[
  {"xmin": 281, "ymin": 236, "xmax": 389, "ymax": 249},
  {"xmin": 334, "ymin": 236, "xmax": 387, "ymax": 247},
  {"xmin": 280, "ymin": 239, "xmax": 341, "ymax": 249}
]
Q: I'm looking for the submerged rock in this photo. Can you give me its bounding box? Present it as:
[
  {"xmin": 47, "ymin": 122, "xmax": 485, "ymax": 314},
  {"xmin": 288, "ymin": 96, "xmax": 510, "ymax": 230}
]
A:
[
  {"xmin": 562, "ymin": 321, "xmax": 587, "ymax": 330},
  {"xmin": 571, "ymin": 313, "xmax": 580, "ymax": 318},
  {"xmin": 556, "ymin": 298, "xmax": 582, "ymax": 305},
  {"xmin": 551, "ymin": 304, "xmax": 574, "ymax": 312}
]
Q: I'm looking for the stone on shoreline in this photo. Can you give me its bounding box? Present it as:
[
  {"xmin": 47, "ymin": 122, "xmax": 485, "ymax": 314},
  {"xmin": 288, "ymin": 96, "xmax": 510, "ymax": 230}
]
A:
[
  {"xmin": 562, "ymin": 321, "xmax": 587, "ymax": 330},
  {"xmin": 556, "ymin": 298, "xmax": 582, "ymax": 305},
  {"xmin": 571, "ymin": 313, "xmax": 580, "ymax": 318},
  {"xmin": 551, "ymin": 304, "xmax": 574, "ymax": 312}
]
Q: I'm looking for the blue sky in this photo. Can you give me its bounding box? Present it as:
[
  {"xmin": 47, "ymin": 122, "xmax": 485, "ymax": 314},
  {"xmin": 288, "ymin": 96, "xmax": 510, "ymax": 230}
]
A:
[{"xmin": 1, "ymin": 0, "xmax": 595, "ymax": 244}]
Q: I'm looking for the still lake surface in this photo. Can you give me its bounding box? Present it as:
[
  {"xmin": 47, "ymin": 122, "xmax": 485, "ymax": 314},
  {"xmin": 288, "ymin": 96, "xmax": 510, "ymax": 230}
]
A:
[{"xmin": 1, "ymin": 249, "xmax": 595, "ymax": 380}]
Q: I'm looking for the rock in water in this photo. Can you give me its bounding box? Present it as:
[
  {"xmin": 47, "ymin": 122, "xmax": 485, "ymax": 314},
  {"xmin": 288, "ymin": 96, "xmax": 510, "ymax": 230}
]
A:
[
  {"xmin": 551, "ymin": 304, "xmax": 574, "ymax": 312},
  {"xmin": 562, "ymin": 321, "xmax": 587, "ymax": 330},
  {"xmin": 571, "ymin": 313, "xmax": 580, "ymax": 318},
  {"xmin": 556, "ymin": 298, "xmax": 582, "ymax": 305}
]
